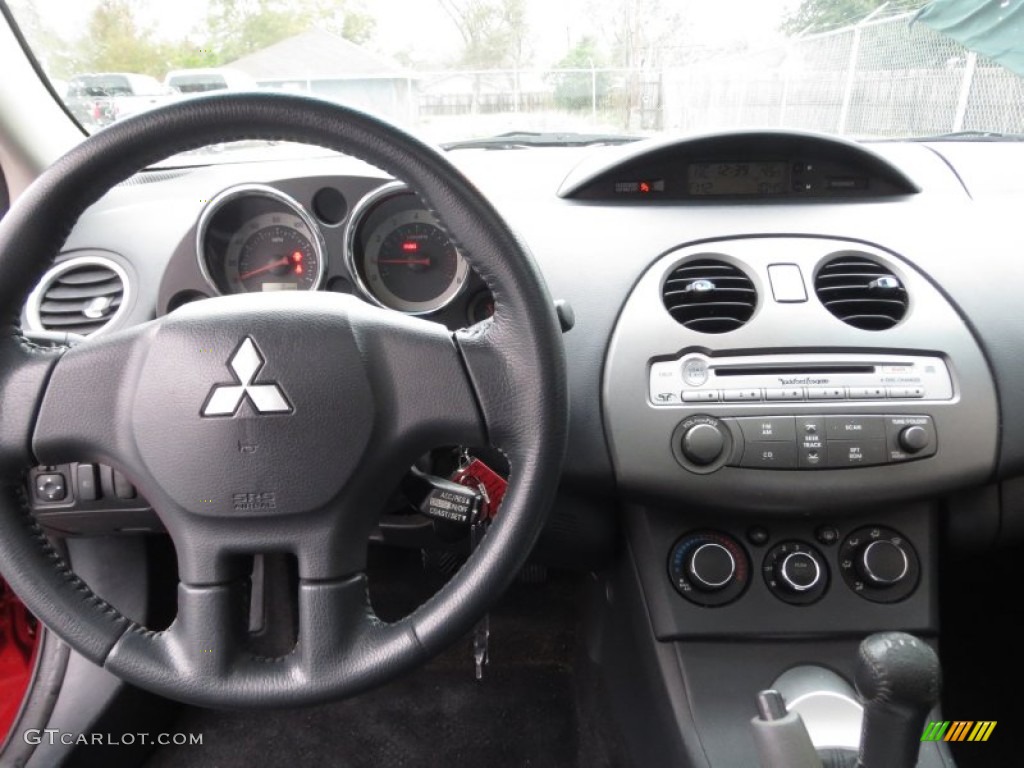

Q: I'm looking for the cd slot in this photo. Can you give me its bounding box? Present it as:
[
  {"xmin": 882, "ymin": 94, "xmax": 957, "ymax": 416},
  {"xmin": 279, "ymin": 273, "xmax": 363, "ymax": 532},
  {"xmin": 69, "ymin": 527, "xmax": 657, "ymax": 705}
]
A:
[{"xmin": 714, "ymin": 365, "xmax": 877, "ymax": 377}]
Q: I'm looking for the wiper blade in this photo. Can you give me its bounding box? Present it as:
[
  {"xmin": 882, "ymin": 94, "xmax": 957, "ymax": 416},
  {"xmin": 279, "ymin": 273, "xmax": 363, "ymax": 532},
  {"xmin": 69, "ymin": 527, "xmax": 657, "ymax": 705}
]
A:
[
  {"xmin": 908, "ymin": 130, "xmax": 1024, "ymax": 142},
  {"xmin": 441, "ymin": 131, "xmax": 641, "ymax": 150}
]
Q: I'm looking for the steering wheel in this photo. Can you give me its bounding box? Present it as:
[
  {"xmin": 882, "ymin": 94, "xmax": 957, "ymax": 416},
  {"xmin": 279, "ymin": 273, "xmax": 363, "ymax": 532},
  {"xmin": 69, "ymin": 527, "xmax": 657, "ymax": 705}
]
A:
[{"xmin": 0, "ymin": 93, "xmax": 567, "ymax": 707}]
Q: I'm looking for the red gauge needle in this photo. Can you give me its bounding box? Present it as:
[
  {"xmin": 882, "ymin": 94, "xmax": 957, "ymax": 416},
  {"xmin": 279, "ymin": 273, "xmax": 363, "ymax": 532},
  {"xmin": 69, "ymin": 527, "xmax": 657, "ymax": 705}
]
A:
[
  {"xmin": 239, "ymin": 256, "xmax": 290, "ymax": 281},
  {"xmin": 377, "ymin": 257, "xmax": 431, "ymax": 266}
]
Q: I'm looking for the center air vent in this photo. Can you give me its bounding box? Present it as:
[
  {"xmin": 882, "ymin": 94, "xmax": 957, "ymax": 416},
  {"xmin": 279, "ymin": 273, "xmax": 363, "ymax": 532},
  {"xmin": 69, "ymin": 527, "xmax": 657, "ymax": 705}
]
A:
[
  {"xmin": 814, "ymin": 254, "xmax": 907, "ymax": 331},
  {"xmin": 662, "ymin": 258, "xmax": 757, "ymax": 333},
  {"xmin": 26, "ymin": 255, "xmax": 128, "ymax": 337}
]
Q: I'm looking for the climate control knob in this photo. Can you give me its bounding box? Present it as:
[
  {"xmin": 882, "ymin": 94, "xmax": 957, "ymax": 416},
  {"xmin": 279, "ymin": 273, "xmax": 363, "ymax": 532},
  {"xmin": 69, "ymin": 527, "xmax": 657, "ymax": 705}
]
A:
[
  {"xmin": 689, "ymin": 542, "xmax": 737, "ymax": 590},
  {"xmin": 839, "ymin": 526, "xmax": 920, "ymax": 603},
  {"xmin": 858, "ymin": 539, "xmax": 910, "ymax": 586},
  {"xmin": 669, "ymin": 531, "xmax": 749, "ymax": 606},
  {"xmin": 776, "ymin": 551, "xmax": 823, "ymax": 592},
  {"xmin": 763, "ymin": 541, "xmax": 828, "ymax": 605}
]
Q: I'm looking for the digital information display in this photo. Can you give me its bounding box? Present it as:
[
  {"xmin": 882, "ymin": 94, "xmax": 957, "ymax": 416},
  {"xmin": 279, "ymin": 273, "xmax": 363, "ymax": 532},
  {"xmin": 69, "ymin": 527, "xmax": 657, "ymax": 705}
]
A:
[{"xmin": 688, "ymin": 162, "xmax": 789, "ymax": 196}]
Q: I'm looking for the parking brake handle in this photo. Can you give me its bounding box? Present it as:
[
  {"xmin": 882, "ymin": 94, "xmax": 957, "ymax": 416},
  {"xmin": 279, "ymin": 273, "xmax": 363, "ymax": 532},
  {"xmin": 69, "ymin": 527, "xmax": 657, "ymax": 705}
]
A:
[{"xmin": 751, "ymin": 689, "xmax": 822, "ymax": 768}]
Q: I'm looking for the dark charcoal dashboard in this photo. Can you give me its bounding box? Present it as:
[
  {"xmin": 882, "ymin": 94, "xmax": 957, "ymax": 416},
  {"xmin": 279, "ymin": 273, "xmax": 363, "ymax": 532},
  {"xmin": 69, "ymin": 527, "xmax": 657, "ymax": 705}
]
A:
[{"xmin": 18, "ymin": 128, "xmax": 1024, "ymax": 767}]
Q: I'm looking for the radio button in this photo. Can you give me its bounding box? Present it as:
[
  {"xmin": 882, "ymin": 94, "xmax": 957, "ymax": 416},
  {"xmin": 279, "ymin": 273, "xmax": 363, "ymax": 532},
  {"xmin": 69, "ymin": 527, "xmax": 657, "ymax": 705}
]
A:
[
  {"xmin": 722, "ymin": 388, "xmax": 762, "ymax": 402},
  {"xmin": 682, "ymin": 390, "xmax": 719, "ymax": 403},
  {"xmin": 826, "ymin": 440, "xmax": 887, "ymax": 468},
  {"xmin": 737, "ymin": 416, "xmax": 796, "ymax": 443},
  {"xmin": 849, "ymin": 386, "xmax": 887, "ymax": 399},
  {"xmin": 887, "ymin": 386, "xmax": 925, "ymax": 398},
  {"xmin": 798, "ymin": 444, "xmax": 825, "ymax": 468},
  {"xmin": 807, "ymin": 386, "xmax": 846, "ymax": 400},
  {"xmin": 765, "ymin": 387, "xmax": 804, "ymax": 401},
  {"xmin": 682, "ymin": 358, "xmax": 710, "ymax": 386},
  {"xmin": 741, "ymin": 442, "xmax": 797, "ymax": 469},
  {"xmin": 825, "ymin": 416, "xmax": 886, "ymax": 440}
]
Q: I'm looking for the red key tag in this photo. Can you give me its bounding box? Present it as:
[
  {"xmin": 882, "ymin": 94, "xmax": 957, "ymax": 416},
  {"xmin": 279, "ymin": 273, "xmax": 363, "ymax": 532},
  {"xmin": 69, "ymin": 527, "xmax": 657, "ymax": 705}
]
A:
[{"xmin": 453, "ymin": 458, "xmax": 508, "ymax": 519}]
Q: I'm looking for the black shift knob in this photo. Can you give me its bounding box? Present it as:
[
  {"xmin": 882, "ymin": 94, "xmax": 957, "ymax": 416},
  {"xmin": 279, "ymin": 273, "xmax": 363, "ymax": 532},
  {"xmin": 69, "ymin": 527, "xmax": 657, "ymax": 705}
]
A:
[{"xmin": 855, "ymin": 632, "xmax": 941, "ymax": 768}]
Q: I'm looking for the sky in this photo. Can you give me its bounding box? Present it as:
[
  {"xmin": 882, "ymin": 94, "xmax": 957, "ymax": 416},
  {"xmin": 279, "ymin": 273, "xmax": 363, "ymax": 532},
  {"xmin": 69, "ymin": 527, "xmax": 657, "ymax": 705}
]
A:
[{"xmin": 19, "ymin": 0, "xmax": 798, "ymax": 69}]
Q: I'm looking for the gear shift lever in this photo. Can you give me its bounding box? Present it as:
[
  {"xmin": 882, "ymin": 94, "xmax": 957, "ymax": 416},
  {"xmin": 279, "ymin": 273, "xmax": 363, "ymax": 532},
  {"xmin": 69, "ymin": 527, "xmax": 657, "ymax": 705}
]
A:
[{"xmin": 855, "ymin": 632, "xmax": 941, "ymax": 768}]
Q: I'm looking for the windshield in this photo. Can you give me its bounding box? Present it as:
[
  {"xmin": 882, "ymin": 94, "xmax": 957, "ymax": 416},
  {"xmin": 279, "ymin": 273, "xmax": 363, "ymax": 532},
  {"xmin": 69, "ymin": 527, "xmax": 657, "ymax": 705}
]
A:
[{"xmin": 7, "ymin": 0, "xmax": 1024, "ymax": 148}]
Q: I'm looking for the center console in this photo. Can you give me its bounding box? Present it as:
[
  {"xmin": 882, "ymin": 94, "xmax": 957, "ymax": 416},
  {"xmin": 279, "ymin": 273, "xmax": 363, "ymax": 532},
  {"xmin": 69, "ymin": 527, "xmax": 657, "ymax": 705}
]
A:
[{"xmin": 591, "ymin": 235, "xmax": 992, "ymax": 766}]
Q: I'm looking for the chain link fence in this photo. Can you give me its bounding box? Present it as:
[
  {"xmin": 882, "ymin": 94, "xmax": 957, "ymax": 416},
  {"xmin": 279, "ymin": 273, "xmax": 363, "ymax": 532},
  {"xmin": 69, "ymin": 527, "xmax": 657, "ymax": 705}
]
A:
[
  {"xmin": 660, "ymin": 10, "xmax": 1024, "ymax": 138},
  {"xmin": 242, "ymin": 11, "xmax": 1021, "ymax": 140}
]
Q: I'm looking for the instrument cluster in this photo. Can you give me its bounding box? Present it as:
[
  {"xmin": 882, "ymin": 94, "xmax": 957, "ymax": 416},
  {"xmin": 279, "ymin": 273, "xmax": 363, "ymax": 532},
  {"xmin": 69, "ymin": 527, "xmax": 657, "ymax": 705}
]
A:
[{"xmin": 196, "ymin": 182, "xmax": 494, "ymax": 324}]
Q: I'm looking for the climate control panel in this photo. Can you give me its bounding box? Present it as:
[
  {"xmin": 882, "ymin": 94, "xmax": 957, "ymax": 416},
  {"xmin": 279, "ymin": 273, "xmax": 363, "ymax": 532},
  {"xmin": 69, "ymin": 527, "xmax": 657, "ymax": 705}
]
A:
[
  {"xmin": 671, "ymin": 413, "xmax": 936, "ymax": 473},
  {"xmin": 667, "ymin": 524, "xmax": 919, "ymax": 609}
]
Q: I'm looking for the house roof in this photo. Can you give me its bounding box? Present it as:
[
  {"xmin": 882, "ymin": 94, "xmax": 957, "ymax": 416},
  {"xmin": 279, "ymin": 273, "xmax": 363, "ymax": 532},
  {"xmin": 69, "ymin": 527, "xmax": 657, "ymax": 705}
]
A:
[{"xmin": 228, "ymin": 29, "xmax": 408, "ymax": 80}]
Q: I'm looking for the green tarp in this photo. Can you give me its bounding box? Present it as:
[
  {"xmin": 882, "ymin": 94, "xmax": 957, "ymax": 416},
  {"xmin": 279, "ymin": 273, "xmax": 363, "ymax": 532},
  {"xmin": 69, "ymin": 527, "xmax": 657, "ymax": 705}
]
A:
[{"xmin": 916, "ymin": 0, "xmax": 1024, "ymax": 76}]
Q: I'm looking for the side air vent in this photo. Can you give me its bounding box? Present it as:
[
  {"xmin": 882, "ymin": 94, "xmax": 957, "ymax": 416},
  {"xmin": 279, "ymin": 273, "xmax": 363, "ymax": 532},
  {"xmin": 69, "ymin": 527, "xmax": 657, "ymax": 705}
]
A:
[
  {"xmin": 814, "ymin": 254, "xmax": 908, "ymax": 331},
  {"xmin": 26, "ymin": 255, "xmax": 129, "ymax": 337},
  {"xmin": 662, "ymin": 258, "xmax": 757, "ymax": 333}
]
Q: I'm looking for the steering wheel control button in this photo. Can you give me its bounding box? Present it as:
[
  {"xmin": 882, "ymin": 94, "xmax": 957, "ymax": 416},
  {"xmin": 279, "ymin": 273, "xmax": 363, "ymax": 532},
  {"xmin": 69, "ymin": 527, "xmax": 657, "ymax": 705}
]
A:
[
  {"xmin": 885, "ymin": 415, "xmax": 937, "ymax": 462},
  {"xmin": 737, "ymin": 416, "xmax": 796, "ymax": 443},
  {"xmin": 35, "ymin": 473, "xmax": 67, "ymax": 502},
  {"xmin": 858, "ymin": 540, "xmax": 909, "ymax": 585},
  {"xmin": 682, "ymin": 357, "xmax": 710, "ymax": 386},
  {"xmin": 763, "ymin": 541, "xmax": 829, "ymax": 605},
  {"xmin": 826, "ymin": 439, "xmax": 886, "ymax": 468},
  {"xmin": 688, "ymin": 543, "xmax": 737, "ymax": 589},
  {"xmin": 669, "ymin": 531, "xmax": 750, "ymax": 606},
  {"xmin": 839, "ymin": 526, "xmax": 920, "ymax": 602},
  {"xmin": 671, "ymin": 415, "xmax": 734, "ymax": 473},
  {"xmin": 825, "ymin": 416, "xmax": 885, "ymax": 440},
  {"xmin": 741, "ymin": 441, "xmax": 797, "ymax": 469},
  {"xmin": 76, "ymin": 463, "xmax": 99, "ymax": 501},
  {"xmin": 113, "ymin": 470, "xmax": 137, "ymax": 500}
]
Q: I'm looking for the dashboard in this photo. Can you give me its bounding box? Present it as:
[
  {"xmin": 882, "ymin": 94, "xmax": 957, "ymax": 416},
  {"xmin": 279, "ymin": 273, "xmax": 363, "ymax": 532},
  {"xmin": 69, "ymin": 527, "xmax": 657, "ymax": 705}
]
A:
[{"xmin": 19, "ymin": 130, "xmax": 1024, "ymax": 531}]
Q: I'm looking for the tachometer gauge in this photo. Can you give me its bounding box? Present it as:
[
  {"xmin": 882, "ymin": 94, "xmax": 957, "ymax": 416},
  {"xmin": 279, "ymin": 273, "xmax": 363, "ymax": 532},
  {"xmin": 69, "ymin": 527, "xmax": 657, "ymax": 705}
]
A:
[
  {"xmin": 346, "ymin": 183, "xmax": 470, "ymax": 315},
  {"xmin": 197, "ymin": 184, "xmax": 327, "ymax": 295},
  {"xmin": 224, "ymin": 214, "xmax": 321, "ymax": 293}
]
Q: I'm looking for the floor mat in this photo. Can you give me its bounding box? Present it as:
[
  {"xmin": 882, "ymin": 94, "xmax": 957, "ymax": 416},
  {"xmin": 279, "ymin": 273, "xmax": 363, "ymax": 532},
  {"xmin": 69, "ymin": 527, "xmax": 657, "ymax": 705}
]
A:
[{"xmin": 146, "ymin": 551, "xmax": 588, "ymax": 768}]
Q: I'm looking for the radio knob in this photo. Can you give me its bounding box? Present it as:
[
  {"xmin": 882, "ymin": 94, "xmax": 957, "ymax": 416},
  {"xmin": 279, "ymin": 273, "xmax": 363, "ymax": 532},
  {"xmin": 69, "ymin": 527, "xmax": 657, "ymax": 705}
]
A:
[
  {"xmin": 857, "ymin": 539, "xmax": 910, "ymax": 587},
  {"xmin": 898, "ymin": 425, "xmax": 930, "ymax": 454},
  {"xmin": 681, "ymin": 423, "xmax": 726, "ymax": 465}
]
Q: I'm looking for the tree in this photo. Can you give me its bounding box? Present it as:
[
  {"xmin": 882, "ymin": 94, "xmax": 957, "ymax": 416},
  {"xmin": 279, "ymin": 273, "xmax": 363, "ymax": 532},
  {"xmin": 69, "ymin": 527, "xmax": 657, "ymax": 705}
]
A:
[
  {"xmin": 77, "ymin": 0, "xmax": 169, "ymax": 77},
  {"xmin": 437, "ymin": 0, "xmax": 530, "ymax": 70},
  {"xmin": 781, "ymin": 0, "xmax": 925, "ymax": 35},
  {"xmin": 549, "ymin": 37, "xmax": 610, "ymax": 112},
  {"xmin": 205, "ymin": 0, "xmax": 376, "ymax": 63}
]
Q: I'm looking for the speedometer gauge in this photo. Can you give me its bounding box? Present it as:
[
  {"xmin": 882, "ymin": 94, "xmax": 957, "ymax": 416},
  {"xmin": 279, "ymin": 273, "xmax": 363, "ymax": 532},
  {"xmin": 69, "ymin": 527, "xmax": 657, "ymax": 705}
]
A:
[
  {"xmin": 363, "ymin": 211, "xmax": 468, "ymax": 313},
  {"xmin": 224, "ymin": 214, "xmax": 321, "ymax": 293},
  {"xmin": 346, "ymin": 183, "xmax": 470, "ymax": 315}
]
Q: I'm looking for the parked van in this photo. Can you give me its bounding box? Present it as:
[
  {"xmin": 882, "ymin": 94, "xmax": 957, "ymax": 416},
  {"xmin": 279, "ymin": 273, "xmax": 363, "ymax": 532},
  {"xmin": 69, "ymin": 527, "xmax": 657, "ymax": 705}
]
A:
[{"xmin": 164, "ymin": 68, "xmax": 257, "ymax": 94}]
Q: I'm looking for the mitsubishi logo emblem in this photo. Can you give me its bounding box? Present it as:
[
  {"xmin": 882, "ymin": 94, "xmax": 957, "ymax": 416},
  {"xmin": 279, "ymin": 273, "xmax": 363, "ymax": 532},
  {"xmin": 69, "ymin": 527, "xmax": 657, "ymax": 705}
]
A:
[{"xmin": 201, "ymin": 338, "xmax": 292, "ymax": 417}]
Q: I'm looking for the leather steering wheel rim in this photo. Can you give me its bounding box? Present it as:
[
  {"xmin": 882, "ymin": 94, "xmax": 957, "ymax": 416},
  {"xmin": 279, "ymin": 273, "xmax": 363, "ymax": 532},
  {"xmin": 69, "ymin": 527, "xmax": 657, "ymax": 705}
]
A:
[{"xmin": 0, "ymin": 93, "xmax": 567, "ymax": 707}]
